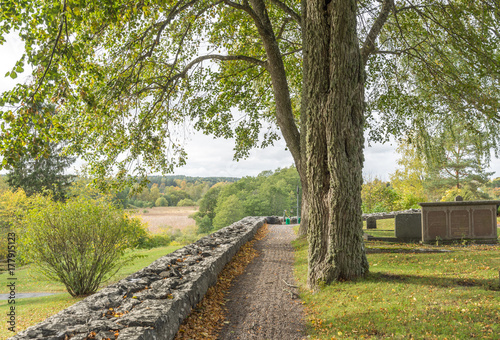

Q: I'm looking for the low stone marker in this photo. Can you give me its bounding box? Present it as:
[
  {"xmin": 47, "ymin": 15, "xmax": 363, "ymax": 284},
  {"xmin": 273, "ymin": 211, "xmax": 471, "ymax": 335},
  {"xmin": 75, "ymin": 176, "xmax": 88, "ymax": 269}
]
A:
[
  {"xmin": 395, "ymin": 213, "xmax": 422, "ymax": 241},
  {"xmin": 419, "ymin": 200, "xmax": 500, "ymax": 244},
  {"xmin": 366, "ymin": 217, "xmax": 377, "ymax": 229}
]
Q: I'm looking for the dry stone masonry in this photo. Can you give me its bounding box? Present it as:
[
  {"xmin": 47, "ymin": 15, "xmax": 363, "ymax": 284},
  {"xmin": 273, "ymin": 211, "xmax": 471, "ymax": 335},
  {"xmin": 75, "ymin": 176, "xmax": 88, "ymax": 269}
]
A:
[{"xmin": 10, "ymin": 216, "xmax": 267, "ymax": 340}]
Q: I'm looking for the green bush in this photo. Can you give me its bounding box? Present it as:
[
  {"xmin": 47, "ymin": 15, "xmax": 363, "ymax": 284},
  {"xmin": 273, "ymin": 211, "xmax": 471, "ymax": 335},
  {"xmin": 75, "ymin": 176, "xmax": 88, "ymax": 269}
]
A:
[
  {"xmin": 19, "ymin": 195, "xmax": 146, "ymax": 297},
  {"xmin": 136, "ymin": 233, "xmax": 171, "ymax": 249},
  {"xmin": 196, "ymin": 215, "xmax": 213, "ymax": 234},
  {"xmin": 177, "ymin": 198, "xmax": 196, "ymax": 206},
  {"xmin": 155, "ymin": 197, "xmax": 168, "ymax": 207}
]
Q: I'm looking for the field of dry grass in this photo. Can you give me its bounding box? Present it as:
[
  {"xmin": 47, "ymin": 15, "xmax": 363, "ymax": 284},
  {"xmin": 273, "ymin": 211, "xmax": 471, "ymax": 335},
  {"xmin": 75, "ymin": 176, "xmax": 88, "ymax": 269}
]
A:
[{"xmin": 129, "ymin": 206, "xmax": 198, "ymax": 234}]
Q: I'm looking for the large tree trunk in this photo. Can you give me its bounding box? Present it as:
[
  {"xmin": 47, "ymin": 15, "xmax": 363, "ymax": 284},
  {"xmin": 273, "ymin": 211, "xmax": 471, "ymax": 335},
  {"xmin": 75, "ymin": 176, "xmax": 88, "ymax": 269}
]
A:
[
  {"xmin": 304, "ymin": 0, "xmax": 368, "ymax": 287},
  {"xmin": 297, "ymin": 0, "xmax": 309, "ymax": 238},
  {"xmin": 297, "ymin": 187, "xmax": 309, "ymax": 236}
]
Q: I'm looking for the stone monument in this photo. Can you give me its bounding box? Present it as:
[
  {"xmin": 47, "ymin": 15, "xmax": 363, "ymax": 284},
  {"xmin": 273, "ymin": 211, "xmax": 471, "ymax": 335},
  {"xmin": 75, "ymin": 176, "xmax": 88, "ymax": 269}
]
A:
[{"xmin": 419, "ymin": 199, "xmax": 499, "ymax": 244}]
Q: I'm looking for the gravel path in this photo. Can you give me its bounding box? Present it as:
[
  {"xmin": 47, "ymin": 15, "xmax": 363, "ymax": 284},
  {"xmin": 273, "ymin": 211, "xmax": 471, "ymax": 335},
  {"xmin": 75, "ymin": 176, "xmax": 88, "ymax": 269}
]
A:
[{"xmin": 218, "ymin": 224, "xmax": 306, "ymax": 340}]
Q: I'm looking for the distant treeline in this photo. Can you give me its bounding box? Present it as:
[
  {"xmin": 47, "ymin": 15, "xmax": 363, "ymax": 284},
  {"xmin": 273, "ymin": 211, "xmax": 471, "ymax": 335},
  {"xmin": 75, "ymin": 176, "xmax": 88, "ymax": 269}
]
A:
[
  {"xmin": 194, "ymin": 167, "xmax": 301, "ymax": 234},
  {"xmin": 115, "ymin": 175, "xmax": 240, "ymax": 209},
  {"xmin": 146, "ymin": 175, "xmax": 240, "ymax": 188}
]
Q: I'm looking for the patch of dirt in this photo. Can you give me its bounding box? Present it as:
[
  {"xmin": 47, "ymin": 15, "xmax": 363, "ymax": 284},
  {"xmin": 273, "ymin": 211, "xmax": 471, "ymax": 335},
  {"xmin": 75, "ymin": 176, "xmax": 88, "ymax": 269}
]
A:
[
  {"xmin": 217, "ymin": 224, "xmax": 306, "ymax": 340},
  {"xmin": 129, "ymin": 206, "xmax": 198, "ymax": 233}
]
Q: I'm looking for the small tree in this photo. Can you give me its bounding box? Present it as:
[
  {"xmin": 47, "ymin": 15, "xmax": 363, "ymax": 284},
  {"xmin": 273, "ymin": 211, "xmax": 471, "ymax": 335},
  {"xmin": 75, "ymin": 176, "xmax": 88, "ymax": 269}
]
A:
[
  {"xmin": 177, "ymin": 198, "xmax": 196, "ymax": 206},
  {"xmin": 5, "ymin": 104, "xmax": 76, "ymax": 201},
  {"xmin": 361, "ymin": 178, "xmax": 399, "ymax": 213},
  {"xmin": 212, "ymin": 195, "xmax": 245, "ymax": 230},
  {"xmin": 19, "ymin": 195, "xmax": 145, "ymax": 297},
  {"xmin": 155, "ymin": 197, "xmax": 168, "ymax": 207}
]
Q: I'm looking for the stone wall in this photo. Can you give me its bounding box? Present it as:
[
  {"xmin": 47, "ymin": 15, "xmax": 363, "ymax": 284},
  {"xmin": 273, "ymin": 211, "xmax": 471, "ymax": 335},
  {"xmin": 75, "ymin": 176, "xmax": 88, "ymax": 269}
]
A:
[
  {"xmin": 10, "ymin": 216, "xmax": 267, "ymax": 340},
  {"xmin": 362, "ymin": 209, "xmax": 421, "ymax": 221}
]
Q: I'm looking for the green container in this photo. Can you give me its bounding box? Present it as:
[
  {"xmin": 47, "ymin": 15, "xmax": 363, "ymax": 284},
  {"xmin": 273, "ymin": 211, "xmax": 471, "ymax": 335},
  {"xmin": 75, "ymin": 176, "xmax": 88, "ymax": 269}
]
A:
[
  {"xmin": 286, "ymin": 218, "xmax": 290, "ymax": 225},
  {"xmin": 298, "ymin": 217, "xmax": 301, "ymax": 223}
]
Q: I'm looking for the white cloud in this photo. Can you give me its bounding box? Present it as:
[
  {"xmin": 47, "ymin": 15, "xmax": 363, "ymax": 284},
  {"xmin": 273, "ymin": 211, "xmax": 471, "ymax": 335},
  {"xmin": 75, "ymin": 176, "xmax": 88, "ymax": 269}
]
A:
[
  {"xmin": 174, "ymin": 129, "xmax": 401, "ymax": 179},
  {"xmin": 176, "ymin": 131, "xmax": 294, "ymax": 178},
  {"xmin": 0, "ymin": 32, "xmax": 29, "ymax": 93}
]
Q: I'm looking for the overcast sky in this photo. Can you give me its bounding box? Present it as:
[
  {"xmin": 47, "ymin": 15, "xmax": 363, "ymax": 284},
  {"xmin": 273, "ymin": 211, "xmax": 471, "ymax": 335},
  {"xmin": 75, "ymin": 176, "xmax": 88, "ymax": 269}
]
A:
[{"xmin": 1, "ymin": 33, "xmax": 498, "ymax": 180}]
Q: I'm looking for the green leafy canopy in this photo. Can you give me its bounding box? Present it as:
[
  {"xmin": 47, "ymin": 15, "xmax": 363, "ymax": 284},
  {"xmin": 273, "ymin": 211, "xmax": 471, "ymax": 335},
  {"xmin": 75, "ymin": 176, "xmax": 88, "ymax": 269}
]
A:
[
  {"xmin": 0, "ymin": 0, "xmax": 301, "ymax": 186},
  {"xmin": 1, "ymin": 0, "xmax": 499, "ymax": 186}
]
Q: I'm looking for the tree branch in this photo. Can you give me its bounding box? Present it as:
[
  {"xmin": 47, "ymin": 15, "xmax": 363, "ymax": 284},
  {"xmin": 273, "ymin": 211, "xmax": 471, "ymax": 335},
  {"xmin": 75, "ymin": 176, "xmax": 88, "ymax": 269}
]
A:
[
  {"xmin": 361, "ymin": 0, "xmax": 394, "ymax": 67},
  {"xmin": 281, "ymin": 48, "xmax": 302, "ymax": 57},
  {"xmin": 276, "ymin": 17, "xmax": 292, "ymax": 40},
  {"xmin": 268, "ymin": 0, "xmax": 301, "ymax": 27},
  {"xmin": 222, "ymin": 0, "xmax": 262, "ymax": 26},
  {"xmin": 31, "ymin": 0, "xmax": 67, "ymax": 102},
  {"xmin": 177, "ymin": 54, "xmax": 268, "ymax": 78}
]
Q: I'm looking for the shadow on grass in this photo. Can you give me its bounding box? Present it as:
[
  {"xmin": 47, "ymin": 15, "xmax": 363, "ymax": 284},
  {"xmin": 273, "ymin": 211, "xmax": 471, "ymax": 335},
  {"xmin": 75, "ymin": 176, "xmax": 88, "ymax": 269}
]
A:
[{"xmin": 367, "ymin": 272, "xmax": 500, "ymax": 291}]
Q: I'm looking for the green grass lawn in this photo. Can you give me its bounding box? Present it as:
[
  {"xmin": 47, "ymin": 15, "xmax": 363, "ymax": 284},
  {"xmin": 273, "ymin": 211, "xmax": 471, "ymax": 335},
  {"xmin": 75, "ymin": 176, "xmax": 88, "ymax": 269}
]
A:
[
  {"xmin": 362, "ymin": 218, "xmax": 397, "ymax": 238},
  {"xmin": 293, "ymin": 236, "xmax": 500, "ymax": 339},
  {"xmin": 0, "ymin": 245, "xmax": 181, "ymax": 339}
]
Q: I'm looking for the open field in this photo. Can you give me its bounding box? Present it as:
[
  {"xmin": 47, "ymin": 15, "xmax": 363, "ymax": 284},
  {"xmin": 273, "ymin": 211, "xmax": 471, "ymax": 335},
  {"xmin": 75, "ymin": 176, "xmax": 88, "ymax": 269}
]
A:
[
  {"xmin": 293, "ymin": 229, "xmax": 500, "ymax": 339},
  {"xmin": 129, "ymin": 206, "xmax": 198, "ymax": 234},
  {"xmin": 0, "ymin": 245, "xmax": 181, "ymax": 339}
]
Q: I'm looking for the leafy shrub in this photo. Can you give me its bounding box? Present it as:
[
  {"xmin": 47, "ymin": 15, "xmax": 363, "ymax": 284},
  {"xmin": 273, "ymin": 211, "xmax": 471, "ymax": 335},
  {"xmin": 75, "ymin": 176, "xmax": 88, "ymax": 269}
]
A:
[
  {"xmin": 212, "ymin": 195, "xmax": 245, "ymax": 230},
  {"xmin": 196, "ymin": 215, "xmax": 213, "ymax": 234},
  {"xmin": 361, "ymin": 178, "xmax": 399, "ymax": 213},
  {"xmin": 136, "ymin": 233, "xmax": 171, "ymax": 249},
  {"xmin": 19, "ymin": 195, "xmax": 145, "ymax": 297},
  {"xmin": 155, "ymin": 197, "xmax": 168, "ymax": 207},
  {"xmin": 177, "ymin": 198, "xmax": 196, "ymax": 206}
]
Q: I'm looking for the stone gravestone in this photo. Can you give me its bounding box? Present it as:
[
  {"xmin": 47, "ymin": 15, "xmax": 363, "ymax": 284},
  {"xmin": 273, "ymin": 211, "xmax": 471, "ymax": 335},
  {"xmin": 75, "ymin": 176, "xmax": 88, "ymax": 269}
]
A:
[
  {"xmin": 395, "ymin": 213, "xmax": 422, "ymax": 241},
  {"xmin": 455, "ymin": 195, "xmax": 463, "ymax": 202},
  {"xmin": 366, "ymin": 217, "xmax": 377, "ymax": 229}
]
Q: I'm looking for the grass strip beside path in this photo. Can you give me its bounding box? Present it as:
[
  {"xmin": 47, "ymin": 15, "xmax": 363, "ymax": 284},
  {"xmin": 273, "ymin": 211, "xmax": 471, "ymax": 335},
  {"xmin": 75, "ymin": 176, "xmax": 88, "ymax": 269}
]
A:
[{"xmin": 293, "ymin": 235, "xmax": 500, "ymax": 339}]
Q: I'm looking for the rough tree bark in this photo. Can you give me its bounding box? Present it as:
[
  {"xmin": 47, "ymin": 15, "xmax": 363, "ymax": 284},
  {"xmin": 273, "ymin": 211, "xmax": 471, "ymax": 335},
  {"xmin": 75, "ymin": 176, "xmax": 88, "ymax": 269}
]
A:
[
  {"xmin": 248, "ymin": 0, "xmax": 385, "ymax": 287},
  {"xmin": 303, "ymin": 0, "xmax": 369, "ymax": 286}
]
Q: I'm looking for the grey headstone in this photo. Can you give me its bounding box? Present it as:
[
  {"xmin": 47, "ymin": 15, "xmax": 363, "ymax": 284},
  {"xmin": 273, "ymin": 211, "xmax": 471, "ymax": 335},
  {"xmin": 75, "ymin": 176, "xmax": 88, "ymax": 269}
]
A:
[
  {"xmin": 455, "ymin": 195, "xmax": 463, "ymax": 202},
  {"xmin": 395, "ymin": 213, "xmax": 422, "ymax": 240},
  {"xmin": 366, "ymin": 217, "xmax": 377, "ymax": 229}
]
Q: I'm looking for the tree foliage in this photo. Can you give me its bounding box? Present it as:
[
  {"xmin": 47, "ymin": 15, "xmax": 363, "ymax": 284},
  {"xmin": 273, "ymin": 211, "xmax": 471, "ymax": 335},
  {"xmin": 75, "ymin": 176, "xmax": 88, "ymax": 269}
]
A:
[
  {"xmin": 4, "ymin": 0, "xmax": 497, "ymax": 181},
  {"xmin": 6, "ymin": 141, "xmax": 76, "ymax": 201},
  {"xmin": 392, "ymin": 123, "xmax": 495, "ymax": 201},
  {"xmin": 366, "ymin": 1, "xmax": 500, "ymax": 147},
  {"xmin": 197, "ymin": 166, "xmax": 299, "ymax": 232}
]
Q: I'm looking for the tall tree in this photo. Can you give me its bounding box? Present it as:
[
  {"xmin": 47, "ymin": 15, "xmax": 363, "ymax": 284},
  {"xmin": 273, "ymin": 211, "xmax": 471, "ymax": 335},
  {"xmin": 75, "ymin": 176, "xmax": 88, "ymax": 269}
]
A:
[
  {"xmin": 1, "ymin": 0, "xmax": 499, "ymax": 287},
  {"xmin": 7, "ymin": 142, "xmax": 75, "ymax": 201},
  {"xmin": 389, "ymin": 139, "xmax": 428, "ymax": 207},
  {"xmin": 417, "ymin": 120, "xmax": 493, "ymax": 200},
  {"xmin": 393, "ymin": 119, "xmax": 495, "ymax": 201},
  {"xmin": 4, "ymin": 103, "xmax": 75, "ymax": 200}
]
